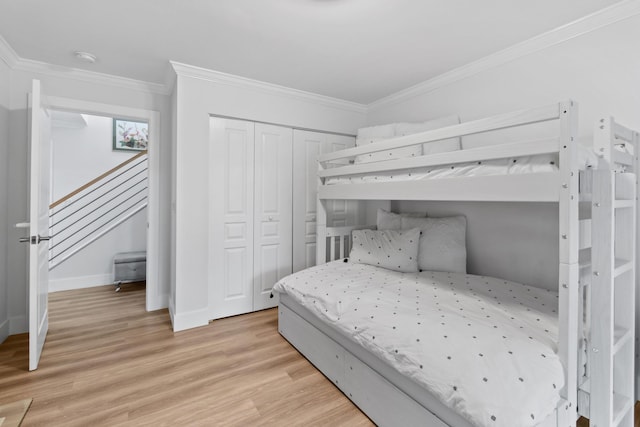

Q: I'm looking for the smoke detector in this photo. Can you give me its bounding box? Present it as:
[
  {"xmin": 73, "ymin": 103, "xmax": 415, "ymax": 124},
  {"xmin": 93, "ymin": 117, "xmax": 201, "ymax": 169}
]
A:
[{"xmin": 74, "ymin": 51, "xmax": 97, "ymax": 64}]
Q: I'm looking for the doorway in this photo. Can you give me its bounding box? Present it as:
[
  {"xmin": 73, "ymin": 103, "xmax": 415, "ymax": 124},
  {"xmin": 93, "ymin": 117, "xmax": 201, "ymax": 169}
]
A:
[
  {"xmin": 48, "ymin": 111, "xmax": 148, "ymax": 293},
  {"xmin": 44, "ymin": 96, "xmax": 161, "ymax": 312}
]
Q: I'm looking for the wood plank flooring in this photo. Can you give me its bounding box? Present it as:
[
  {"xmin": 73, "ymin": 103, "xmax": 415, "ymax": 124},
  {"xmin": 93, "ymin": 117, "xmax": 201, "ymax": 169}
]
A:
[
  {"xmin": 0, "ymin": 283, "xmax": 637, "ymax": 426},
  {"xmin": 0, "ymin": 284, "xmax": 372, "ymax": 426}
]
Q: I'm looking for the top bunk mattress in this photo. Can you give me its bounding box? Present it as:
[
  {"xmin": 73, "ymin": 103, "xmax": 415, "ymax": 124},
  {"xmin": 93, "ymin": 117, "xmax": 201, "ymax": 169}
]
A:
[
  {"xmin": 273, "ymin": 261, "xmax": 563, "ymax": 427},
  {"xmin": 326, "ymin": 145, "xmax": 598, "ymax": 185}
]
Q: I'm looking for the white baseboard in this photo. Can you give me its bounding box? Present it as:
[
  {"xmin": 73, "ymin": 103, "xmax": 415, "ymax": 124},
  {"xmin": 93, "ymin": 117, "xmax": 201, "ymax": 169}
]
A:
[
  {"xmin": 10, "ymin": 314, "xmax": 27, "ymax": 335},
  {"xmin": 49, "ymin": 273, "xmax": 113, "ymax": 293},
  {"xmin": 0, "ymin": 318, "xmax": 9, "ymax": 344},
  {"xmin": 169, "ymin": 298, "xmax": 175, "ymax": 328},
  {"xmin": 171, "ymin": 306, "xmax": 208, "ymax": 332},
  {"xmin": 147, "ymin": 293, "xmax": 169, "ymax": 312}
]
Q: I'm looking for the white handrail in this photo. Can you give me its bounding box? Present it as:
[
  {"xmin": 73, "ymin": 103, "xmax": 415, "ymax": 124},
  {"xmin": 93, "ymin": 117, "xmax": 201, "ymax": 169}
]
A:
[
  {"xmin": 49, "ymin": 202, "xmax": 147, "ymax": 271},
  {"xmin": 48, "ymin": 152, "xmax": 149, "ymax": 269}
]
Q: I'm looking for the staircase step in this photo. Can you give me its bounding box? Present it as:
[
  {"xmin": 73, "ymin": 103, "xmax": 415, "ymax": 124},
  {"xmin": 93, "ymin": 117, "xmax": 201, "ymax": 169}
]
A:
[
  {"xmin": 579, "ymin": 249, "xmax": 591, "ymax": 270},
  {"xmin": 579, "ymin": 219, "xmax": 592, "ymax": 250},
  {"xmin": 614, "ymin": 199, "xmax": 634, "ymax": 209},
  {"xmin": 579, "ymin": 378, "xmax": 590, "ymax": 393},
  {"xmin": 578, "ymin": 252, "xmax": 629, "ymax": 276},
  {"xmin": 614, "ymin": 259, "xmax": 633, "ymax": 278},
  {"xmin": 612, "ymin": 393, "xmax": 633, "ymax": 427},
  {"xmin": 613, "ymin": 326, "xmax": 633, "ymax": 355}
]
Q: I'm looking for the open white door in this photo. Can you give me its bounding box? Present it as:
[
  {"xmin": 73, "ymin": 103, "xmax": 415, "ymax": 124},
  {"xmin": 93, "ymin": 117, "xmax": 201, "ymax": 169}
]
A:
[{"xmin": 25, "ymin": 79, "xmax": 51, "ymax": 371}]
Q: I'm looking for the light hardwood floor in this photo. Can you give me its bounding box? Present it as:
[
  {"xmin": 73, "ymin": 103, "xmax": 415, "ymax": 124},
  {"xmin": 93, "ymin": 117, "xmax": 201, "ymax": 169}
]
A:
[
  {"xmin": 0, "ymin": 284, "xmax": 373, "ymax": 426},
  {"xmin": 1, "ymin": 284, "xmax": 637, "ymax": 426}
]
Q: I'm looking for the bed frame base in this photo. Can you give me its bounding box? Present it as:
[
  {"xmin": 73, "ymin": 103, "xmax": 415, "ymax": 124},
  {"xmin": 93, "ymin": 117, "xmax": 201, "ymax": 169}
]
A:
[
  {"xmin": 279, "ymin": 296, "xmax": 561, "ymax": 427},
  {"xmin": 279, "ymin": 300, "xmax": 448, "ymax": 426}
]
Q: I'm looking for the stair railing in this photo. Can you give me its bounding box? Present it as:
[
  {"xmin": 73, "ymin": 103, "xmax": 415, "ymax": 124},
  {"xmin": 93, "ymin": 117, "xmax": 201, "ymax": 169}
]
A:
[{"xmin": 48, "ymin": 150, "xmax": 148, "ymax": 270}]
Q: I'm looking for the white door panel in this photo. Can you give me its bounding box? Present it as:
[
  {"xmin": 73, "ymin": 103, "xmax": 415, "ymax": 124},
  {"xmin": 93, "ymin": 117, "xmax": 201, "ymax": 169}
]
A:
[
  {"xmin": 254, "ymin": 124, "xmax": 292, "ymax": 310},
  {"xmin": 304, "ymin": 138, "xmax": 322, "ymax": 216},
  {"xmin": 224, "ymin": 247, "xmax": 250, "ymax": 297},
  {"xmin": 27, "ymin": 80, "xmax": 51, "ymax": 371},
  {"xmin": 293, "ymin": 131, "xmax": 358, "ymax": 272},
  {"xmin": 293, "ymin": 131, "xmax": 321, "ymax": 273},
  {"xmin": 210, "ymin": 118, "xmax": 255, "ymax": 319}
]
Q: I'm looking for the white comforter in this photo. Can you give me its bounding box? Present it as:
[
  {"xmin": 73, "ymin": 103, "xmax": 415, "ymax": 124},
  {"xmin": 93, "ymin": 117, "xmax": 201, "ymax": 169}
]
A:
[
  {"xmin": 326, "ymin": 145, "xmax": 599, "ymax": 186},
  {"xmin": 273, "ymin": 261, "xmax": 563, "ymax": 427}
]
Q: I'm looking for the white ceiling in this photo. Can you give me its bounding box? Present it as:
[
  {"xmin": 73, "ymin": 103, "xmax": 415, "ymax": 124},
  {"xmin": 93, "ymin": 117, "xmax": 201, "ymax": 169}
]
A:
[
  {"xmin": 0, "ymin": 0, "xmax": 621, "ymax": 103},
  {"xmin": 51, "ymin": 110, "xmax": 88, "ymax": 129}
]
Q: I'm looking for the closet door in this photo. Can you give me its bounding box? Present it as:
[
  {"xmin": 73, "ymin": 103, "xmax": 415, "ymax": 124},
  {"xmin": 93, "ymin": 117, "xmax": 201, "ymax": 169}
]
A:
[
  {"xmin": 292, "ymin": 130, "xmax": 323, "ymax": 273},
  {"xmin": 253, "ymin": 124, "xmax": 293, "ymax": 310},
  {"xmin": 209, "ymin": 118, "xmax": 255, "ymax": 319},
  {"xmin": 292, "ymin": 131, "xmax": 357, "ymax": 273}
]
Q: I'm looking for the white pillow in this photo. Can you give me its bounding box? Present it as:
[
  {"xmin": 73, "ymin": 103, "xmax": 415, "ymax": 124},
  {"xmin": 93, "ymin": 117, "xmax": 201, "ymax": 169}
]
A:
[
  {"xmin": 355, "ymin": 123, "xmax": 421, "ymax": 164},
  {"xmin": 356, "ymin": 124, "xmax": 396, "ymax": 140},
  {"xmin": 395, "ymin": 115, "xmax": 461, "ymax": 156},
  {"xmin": 401, "ymin": 216, "xmax": 467, "ymax": 273},
  {"xmin": 377, "ymin": 208, "xmax": 427, "ymax": 230},
  {"xmin": 350, "ymin": 228, "xmax": 420, "ymax": 273}
]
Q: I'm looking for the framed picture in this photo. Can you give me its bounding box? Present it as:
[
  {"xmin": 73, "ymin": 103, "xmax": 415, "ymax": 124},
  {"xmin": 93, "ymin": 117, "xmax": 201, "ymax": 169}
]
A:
[{"xmin": 113, "ymin": 118, "xmax": 149, "ymax": 151}]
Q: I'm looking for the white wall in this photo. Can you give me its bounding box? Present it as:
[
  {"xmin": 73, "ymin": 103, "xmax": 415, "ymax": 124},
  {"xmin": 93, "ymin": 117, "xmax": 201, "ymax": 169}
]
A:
[
  {"xmin": 5, "ymin": 66, "xmax": 171, "ymax": 334},
  {"xmin": 48, "ymin": 114, "xmax": 147, "ymax": 291},
  {"xmin": 0, "ymin": 58, "xmax": 10, "ymax": 343},
  {"xmin": 393, "ymin": 201, "xmax": 559, "ymax": 290},
  {"xmin": 170, "ymin": 64, "xmax": 367, "ymax": 331},
  {"xmin": 367, "ymin": 16, "xmax": 640, "ymax": 138},
  {"xmin": 51, "ymin": 114, "xmax": 138, "ymax": 200},
  {"xmin": 49, "ymin": 209, "xmax": 147, "ymax": 292},
  {"xmin": 366, "ymin": 15, "xmax": 640, "ymax": 290}
]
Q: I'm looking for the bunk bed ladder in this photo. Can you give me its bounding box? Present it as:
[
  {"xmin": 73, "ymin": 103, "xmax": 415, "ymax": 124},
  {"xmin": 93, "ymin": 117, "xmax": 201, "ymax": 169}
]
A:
[{"xmin": 589, "ymin": 118, "xmax": 637, "ymax": 427}]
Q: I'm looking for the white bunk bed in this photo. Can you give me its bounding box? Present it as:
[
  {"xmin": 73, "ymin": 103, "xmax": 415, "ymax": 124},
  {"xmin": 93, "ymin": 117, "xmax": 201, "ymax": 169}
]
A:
[{"xmin": 274, "ymin": 101, "xmax": 638, "ymax": 427}]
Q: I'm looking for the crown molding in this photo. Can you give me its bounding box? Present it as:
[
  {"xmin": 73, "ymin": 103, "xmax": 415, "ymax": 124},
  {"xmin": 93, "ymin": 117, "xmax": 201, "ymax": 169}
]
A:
[
  {"xmin": 170, "ymin": 61, "xmax": 367, "ymax": 114},
  {"xmin": 0, "ymin": 34, "xmax": 19, "ymax": 68},
  {"xmin": 163, "ymin": 63, "xmax": 177, "ymax": 95},
  {"xmin": 0, "ymin": 33, "xmax": 168, "ymax": 96},
  {"xmin": 13, "ymin": 58, "xmax": 169, "ymax": 96},
  {"xmin": 369, "ymin": 0, "xmax": 640, "ymax": 111}
]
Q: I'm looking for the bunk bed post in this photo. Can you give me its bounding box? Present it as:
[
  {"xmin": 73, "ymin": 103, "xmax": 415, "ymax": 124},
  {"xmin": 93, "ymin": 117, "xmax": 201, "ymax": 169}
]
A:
[
  {"xmin": 590, "ymin": 164, "xmax": 616, "ymax": 426},
  {"xmin": 557, "ymin": 100, "xmax": 580, "ymax": 425},
  {"xmin": 317, "ymin": 160, "xmax": 328, "ymax": 265},
  {"xmin": 635, "ymin": 130, "xmax": 640, "ymax": 401}
]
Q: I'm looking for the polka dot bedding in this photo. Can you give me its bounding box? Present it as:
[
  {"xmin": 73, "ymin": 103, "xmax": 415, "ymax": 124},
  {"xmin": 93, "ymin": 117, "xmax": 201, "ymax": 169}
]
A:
[{"xmin": 273, "ymin": 260, "xmax": 563, "ymax": 427}]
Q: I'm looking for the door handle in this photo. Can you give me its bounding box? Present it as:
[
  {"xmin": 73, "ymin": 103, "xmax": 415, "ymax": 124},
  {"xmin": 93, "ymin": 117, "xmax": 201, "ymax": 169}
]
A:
[
  {"xmin": 17, "ymin": 223, "xmax": 32, "ymax": 243},
  {"xmin": 18, "ymin": 235, "xmax": 51, "ymax": 244}
]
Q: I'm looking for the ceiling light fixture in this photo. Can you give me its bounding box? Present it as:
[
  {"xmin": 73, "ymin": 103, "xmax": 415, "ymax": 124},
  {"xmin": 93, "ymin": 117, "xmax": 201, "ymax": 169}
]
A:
[{"xmin": 74, "ymin": 51, "xmax": 97, "ymax": 64}]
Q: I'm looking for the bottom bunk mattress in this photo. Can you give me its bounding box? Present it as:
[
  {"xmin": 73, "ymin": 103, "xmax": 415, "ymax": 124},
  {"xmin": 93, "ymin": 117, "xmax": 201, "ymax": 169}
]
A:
[{"xmin": 273, "ymin": 261, "xmax": 563, "ymax": 427}]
